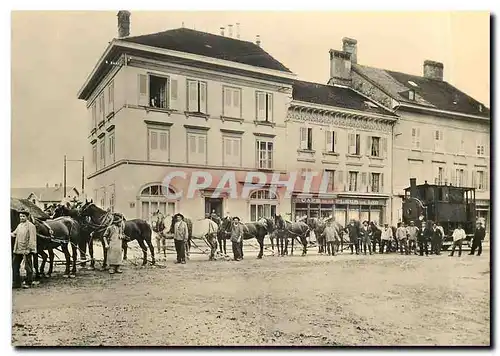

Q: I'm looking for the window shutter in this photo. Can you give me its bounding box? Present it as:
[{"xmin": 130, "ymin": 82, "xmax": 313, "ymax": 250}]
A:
[
  {"xmin": 361, "ymin": 172, "xmax": 367, "ymax": 192},
  {"xmin": 451, "ymin": 169, "xmax": 456, "ymax": 186},
  {"xmin": 198, "ymin": 135, "xmax": 206, "ymax": 154},
  {"xmin": 333, "ymin": 131, "xmax": 337, "ymax": 151},
  {"xmin": 138, "ymin": 74, "xmax": 148, "ymax": 106},
  {"xmin": 472, "ymin": 170, "xmax": 477, "ymax": 189},
  {"xmin": 336, "ymin": 170, "xmax": 343, "ymax": 191},
  {"xmin": 233, "ymin": 139, "xmax": 240, "ymax": 165},
  {"xmin": 169, "ymin": 76, "xmax": 179, "ymax": 110},
  {"xmin": 199, "ymin": 82, "xmax": 207, "ymax": 114},
  {"xmin": 380, "ymin": 173, "xmax": 384, "ymax": 192},
  {"xmin": 300, "ymin": 128, "xmax": 307, "ymax": 149},
  {"xmin": 325, "ymin": 130, "xmax": 332, "ymax": 151},
  {"xmin": 256, "ymin": 92, "xmax": 266, "ymax": 120},
  {"xmin": 224, "ymin": 88, "xmax": 232, "ymax": 116},
  {"xmin": 356, "ymin": 172, "xmax": 361, "ymax": 191},
  {"xmin": 463, "ymin": 170, "xmax": 468, "ymax": 187},
  {"xmin": 188, "ymin": 81, "xmax": 198, "ymax": 112},
  {"xmin": 382, "ymin": 137, "xmax": 387, "ymax": 158},
  {"xmin": 150, "ymin": 131, "xmax": 158, "ymax": 150},
  {"xmin": 160, "ymin": 132, "xmax": 167, "ymax": 151},
  {"xmin": 267, "ymin": 94, "xmax": 273, "ymax": 121},
  {"xmin": 307, "ymin": 128, "xmax": 313, "ymax": 150},
  {"xmin": 348, "ymin": 133, "xmax": 354, "ymax": 154},
  {"xmin": 368, "ymin": 173, "xmax": 372, "ymax": 192},
  {"xmin": 485, "ymin": 170, "xmax": 489, "ymax": 190},
  {"xmin": 225, "ymin": 137, "xmax": 232, "ymax": 157},
  {"xmin": 233, "ymin": 89, "xmax": 240, "ymax": 109},
  {"xmin": 189, "ymin": 135, "xmax": 197, "ymax": 154},
  {"xmin": 411, "ymin": 128, "xmax": 416, "ymax": 148},
  {"xmin": 366, "ymin": 136, "xmax": 371, "ymax": 156}
]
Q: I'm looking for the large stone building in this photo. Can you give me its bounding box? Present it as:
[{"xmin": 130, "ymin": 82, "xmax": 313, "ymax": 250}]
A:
[
  {"xmin": 78, "ymin": 12, "xmax": 296, "ymax": 222},
  {"xmin": 328, "ymin": 37, "xmax": 490, "ymax": 234}
]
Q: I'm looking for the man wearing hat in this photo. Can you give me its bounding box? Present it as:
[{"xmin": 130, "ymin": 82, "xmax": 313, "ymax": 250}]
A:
[
  {"xmin": 103, "ymin": 213, "xmax": 125, "ymax": 274},
  {"xmin": 360, "ymin": 220, "xmax": 372, "ymax": 255},
  {"xmin": 230, "ymin": 216, "xmax": 244, "ymax": 261},
  {"xmin": 380, "ymin": 223, "xmax": 393, "ymax": 254},
  {"xmin": 11, "ymin": 208, "xmax": 37, "ymax": 288},
  {"xmin": 173, "ymin": 213, "xmax": 188, "ymax": 264}
]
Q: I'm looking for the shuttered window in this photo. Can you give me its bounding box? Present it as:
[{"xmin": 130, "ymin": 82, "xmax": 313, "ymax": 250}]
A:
[
  {"xmin": 256, "ymin": 91, "xmax": 273, "ymax": 122},
  {"xmin": 223, "ymin": 87, "xmax": 242, "ymax": 118}
]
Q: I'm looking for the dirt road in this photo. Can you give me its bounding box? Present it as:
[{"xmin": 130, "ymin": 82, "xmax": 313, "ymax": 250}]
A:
[{"xmin": 11, "ymin": 247, "xmax": 490, "ymax": 346}]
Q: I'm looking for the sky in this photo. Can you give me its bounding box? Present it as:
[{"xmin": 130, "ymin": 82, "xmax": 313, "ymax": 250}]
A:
[{"xmin": 10, "ymin": 11, "xmax": 490, "ymax": 189}]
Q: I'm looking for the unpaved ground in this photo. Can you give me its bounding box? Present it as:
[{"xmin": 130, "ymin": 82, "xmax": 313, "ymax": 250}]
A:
[{"xmin": 12, "ymin": 244, "xmax": 490, "ymax": 346}]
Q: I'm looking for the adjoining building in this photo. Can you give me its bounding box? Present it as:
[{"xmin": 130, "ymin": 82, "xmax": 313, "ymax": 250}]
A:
[
  {"xmin": 285, "ymin": 80, "xmax": 398, "ymax": 225},
  {"xmin": 328, "ymin": 37, "xmax": 490, "ymax": 235},
  {"xmin": 11, "ymin": 184, "xmax": 80, "ymax": 210}
]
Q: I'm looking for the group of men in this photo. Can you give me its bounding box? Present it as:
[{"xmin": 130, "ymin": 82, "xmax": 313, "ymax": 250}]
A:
[
  {"xmin": 344, "ymin": 220, "xmax": 396, "ymax": 255},
  {"xmin": 394, "ymin": 220, "xmax": 486, "ymax": 257}
]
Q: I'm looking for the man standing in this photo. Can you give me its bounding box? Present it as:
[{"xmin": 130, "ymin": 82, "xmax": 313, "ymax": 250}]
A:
[
  {"xmin": 396, "ymin": 222, "xmax": 408, "ymax": 255},
  {"xmin": 430, "ymin": 222, "xmax": 443, "ymax": 255},
  {"xmin": 360, "ymin": 221, "xmax": 372, "ymax": 255},
  {"xmin": 11, "ymin": 209, "xmax": 37, "ymax": 289},
  {"xmin": 449, "ymin": 224, "xmax": 466, "ymax": 257},
  {"xmin": 173, "ymin": 213, "xmax": 188, "ymax": 264},
  {"xmin": 418, "ymin": 221, "xmax": 431, "ymax": 256},
  {"xmin": 469, "ymin": 221, "xmax": 486, "ymax": 256},
  {"xmin": 103, "ymin": 214, "xmax": 125, "ymax": 274},
  {"xmin": 346, "ymin": 219, "xmax": 360, "ymax": 255},
  {"xmin": 230, "ymin": 217, "xmax": 244, "ymax": 261},
  {"xmin": 380, "ymin": 223, "xmax": 393, "ymax": 254},
  {"xmin": 406, "ymin": 221, "xmax": 419, "ymax": 255}
]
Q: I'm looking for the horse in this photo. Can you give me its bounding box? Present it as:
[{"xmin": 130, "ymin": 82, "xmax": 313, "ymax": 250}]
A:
[
  {"xmin": 52, "ymin": 203, "xmax": 95, "ymax": 269},
  {"xmin": 235, "ymin": 217, "xmax": 275, "ymax": 259},
  {"xmin": 192, "ymin": 217, "xmax": 220, "ymax": 260},
  {"xmin": 274, "ymin": 214, "xmax": 310, "ymax": 256},
  {"xmin": 217, "ymin": 216, "xmax": 232, "ymax": 255},
  {"xmin": 306, "ymin": 217, "xmax": 330, "ymax": 254},
  {"xmin": 32, "ymin": 216, "xmax": 81, "ymax": 278},
  {"xmin": 79, "ymin": 200, "xmax": 155, "ymax": 268}
]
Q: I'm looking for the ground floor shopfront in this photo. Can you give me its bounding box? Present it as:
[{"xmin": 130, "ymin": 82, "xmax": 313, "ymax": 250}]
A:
[{"xmin": 292, "ymin": 195, "xmax": 390, "ymax": 226}]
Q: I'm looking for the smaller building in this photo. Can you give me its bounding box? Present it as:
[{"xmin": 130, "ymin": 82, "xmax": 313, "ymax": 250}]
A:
[{"xmin": 11, "ymin": 184, "xmax": 80, "ymax": 210}]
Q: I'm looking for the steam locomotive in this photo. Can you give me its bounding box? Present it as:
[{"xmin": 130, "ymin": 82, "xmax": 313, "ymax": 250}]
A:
[{"xmin": 402, "ymin": 178, "xmax": 476, "ymax": 250}]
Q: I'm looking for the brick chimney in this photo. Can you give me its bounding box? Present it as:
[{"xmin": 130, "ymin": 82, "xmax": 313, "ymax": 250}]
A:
[
  {"xmin": 117, "ymin": 10, "xmax": 131, "ymax": 38},
  {"xmin": 423, "ymin": 60, "xmax": 444, "ymax": 81},
  {"xmin": 329, "ymin": 49, "xmax": 352, "ymax": 86},
  {"xmin": 342, "ymin": 37, "xmax": 358, "ymax": 64}
]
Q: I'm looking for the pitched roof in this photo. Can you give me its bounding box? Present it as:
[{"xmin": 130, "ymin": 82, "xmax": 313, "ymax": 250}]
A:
[
  {"xmin": 292, "ymin": 79, "xmax": 397, "ymax": 117},
  {"xmin": 121, "ymin": 28, "xmax": 292, "ymax": 73},
  {"xmin": 353, "ymin": 64, "xmax": 490, "ymax": 118},
  {"xmin": 11, "ymin": 186, "xmax": 79, "ymax": 202}
]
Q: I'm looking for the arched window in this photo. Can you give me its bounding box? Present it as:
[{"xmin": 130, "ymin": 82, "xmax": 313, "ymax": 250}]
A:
[
  {"xmin": 139, "ymin": 184, "xmax": 176, "ymax": 221},
  {"xmin": 249, "ymin": 189, "xmax": 278, "ymax": 222}
]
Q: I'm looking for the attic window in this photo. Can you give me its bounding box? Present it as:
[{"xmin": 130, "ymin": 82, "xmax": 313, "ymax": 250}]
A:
[
  {"xmin": 408, "ymin": 80, "xmax": 418, "ymax": 87},
  {"xmin": 479, "ymin": 104, "xmax": 483, "ymax": 112},
  {"xmin": 408, "ymin": 90, "xmax": 415, "ymax": 101}
]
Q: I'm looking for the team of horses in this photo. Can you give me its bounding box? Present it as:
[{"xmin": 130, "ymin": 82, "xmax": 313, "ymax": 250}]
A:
[{"xmin": 12, "ymin": 199, "xmax": 395, "ymax": 280}]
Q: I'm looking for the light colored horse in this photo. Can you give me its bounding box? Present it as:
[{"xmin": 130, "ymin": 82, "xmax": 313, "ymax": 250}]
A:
[{"xmin": 191, "ymin": 218, "xmax": 219, "ymax": 260}]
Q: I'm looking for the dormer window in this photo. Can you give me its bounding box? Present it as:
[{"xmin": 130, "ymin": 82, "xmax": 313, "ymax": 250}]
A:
[
  {"xmin": 479, "ymin": 104, "xmax": 483, "ymax": 112},
  {"xmin": 408, "ymin": 90, "xmax": 415, "ymax": 101}
]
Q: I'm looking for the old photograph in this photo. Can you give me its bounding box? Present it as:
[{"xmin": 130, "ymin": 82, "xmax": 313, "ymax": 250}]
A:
[{"xmin": 10, "ymin": 10, "xmax": 490, "ymax": 346}]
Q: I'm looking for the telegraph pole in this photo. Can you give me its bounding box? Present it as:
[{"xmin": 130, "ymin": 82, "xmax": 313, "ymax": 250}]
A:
[
  {"xmin": 63, "ymin": 155, "xmax": 67, "ymax": 198},
  {"xmin": 81, "ymin": 155, "xmax": 85, "ymax": 197}
]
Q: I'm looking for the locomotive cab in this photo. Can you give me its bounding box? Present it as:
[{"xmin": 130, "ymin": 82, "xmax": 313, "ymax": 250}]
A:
[{"xmin": 402, "ymin": 178, "xmax": 476, "ymax": 250}]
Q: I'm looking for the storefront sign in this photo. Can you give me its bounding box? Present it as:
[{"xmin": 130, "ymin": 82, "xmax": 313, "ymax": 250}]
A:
[
  {"xmin": 295, "ymin": 198, "xmax": 335, "ymax": 204},
  {"xmin": 476, "ymin": 200, "xmax": 490, "ymax": 207},
  {"xmin": 335, "ymin": 198, "xmax": 385, "ymax": 206}
]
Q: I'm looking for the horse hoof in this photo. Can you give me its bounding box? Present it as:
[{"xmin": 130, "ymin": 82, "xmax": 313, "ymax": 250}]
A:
[
  {"xmin": 69, "ymin": 274, "xmax": 76, "ymax": 279},
  {"xmin": 257, "ymin": 256, "xmax": 263, "ymax": 259},
  {"xmin": 63, "ymin": 274, "xmax": 69, "ymax": 278}
]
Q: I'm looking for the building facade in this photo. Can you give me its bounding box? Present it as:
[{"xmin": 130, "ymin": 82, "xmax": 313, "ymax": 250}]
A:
[
  {"xmin": 328, "ymin": 37, "xmax": 490, "ymax": 234},
  {"xmin": 78, "ymin": 13, "xmax": 296, "ymax": 222},
  {"xmin": 284, "ymin": 80, "xmax": 398, "ymax": 225}
]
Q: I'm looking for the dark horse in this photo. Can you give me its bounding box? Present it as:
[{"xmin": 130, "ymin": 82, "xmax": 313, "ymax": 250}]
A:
[
  {"xmin": 274, "ymin": 214, "xmax": 310, "ymax": 256},
  {"xmin": 306, "ymin": 217, "xmax": 329, "ymax": 254},
  {"xmin": 217, "ymin": 216, "xmax": 232, "ymax": 255},
  {"xmin": 79, "ymin": 201, "xmax": 155, "ymax": 268},
  {"xmin": 239, "ymin": 217, "xmax": 275, "ymax": 259},
  {"xmin": 53, "ymin": 204, "xmax": 95, "ymax": 269}
]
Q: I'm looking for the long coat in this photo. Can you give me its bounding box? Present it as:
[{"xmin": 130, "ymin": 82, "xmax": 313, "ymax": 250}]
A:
[
  {"xmin": 103, "ymin": 224, "xmax": 123, "ymax": 266},
  {"xmin": 323, "ymin": 225, "xmax": 340, "ymax": 243}
]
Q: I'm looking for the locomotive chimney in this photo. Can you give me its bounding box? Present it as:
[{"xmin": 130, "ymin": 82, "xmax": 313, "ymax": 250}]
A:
[{"xmin": 410, "ymin": 178, "xmax": 417, "ymax": 197}]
